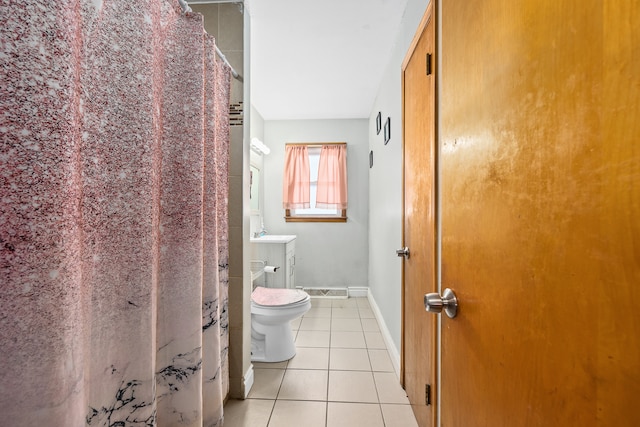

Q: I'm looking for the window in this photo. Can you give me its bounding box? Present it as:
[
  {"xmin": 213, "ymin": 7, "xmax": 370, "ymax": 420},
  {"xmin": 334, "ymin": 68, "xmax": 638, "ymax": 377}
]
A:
[{"xmin": 283, "ymin": 143, "xmax": 347, "ymax": 222}]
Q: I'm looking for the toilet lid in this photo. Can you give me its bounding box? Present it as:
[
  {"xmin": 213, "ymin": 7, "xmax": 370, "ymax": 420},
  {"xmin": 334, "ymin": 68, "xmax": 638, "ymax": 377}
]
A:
[{"xmin": 252, "ymin": 287, "xmax": 309, "ymax": 307}]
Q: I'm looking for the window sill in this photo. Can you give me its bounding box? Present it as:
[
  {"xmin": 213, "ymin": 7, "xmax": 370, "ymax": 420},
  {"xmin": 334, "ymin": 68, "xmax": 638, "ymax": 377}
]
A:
[
  {"xmin": 285, "ymin": 208, "xmax": 347, "ymax": 223},
  {"xmin": 284, "ymin": 216, "xmax": 347, "ymax": 223}
]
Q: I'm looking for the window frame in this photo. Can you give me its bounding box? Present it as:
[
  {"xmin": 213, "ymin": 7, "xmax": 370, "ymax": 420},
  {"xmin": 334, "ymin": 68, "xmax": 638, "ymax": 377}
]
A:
[{"xmin": 284, "ymin": 142, "xmax": 348, "ymax": 223}]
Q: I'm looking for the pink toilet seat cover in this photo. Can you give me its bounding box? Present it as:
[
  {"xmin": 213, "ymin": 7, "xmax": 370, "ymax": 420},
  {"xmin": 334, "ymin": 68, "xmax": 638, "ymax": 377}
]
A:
[{"xmin": 252, "ymin": 287, "xmax": 308, "ymax": 307}]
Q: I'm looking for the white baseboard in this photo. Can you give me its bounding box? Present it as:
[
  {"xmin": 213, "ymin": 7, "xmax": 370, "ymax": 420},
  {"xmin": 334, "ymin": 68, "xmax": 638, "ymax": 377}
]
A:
[
  {"xmin": 304, "ymin": 287, "xmax": 348, "ymax": 298},
  {"xmin": 297, "ymin": 286, "xmax": 369, "ymax": 298},
  {"xmin": 347, "ymin": 286, "xmax": 369, "ymax": 298},
  {"xmin": 366, "ymin": 290, "xmax": 401, "ymax": 378},
  {"xmin": 243, "ymin": 364, "xmax": 254, "ymax": 399}
]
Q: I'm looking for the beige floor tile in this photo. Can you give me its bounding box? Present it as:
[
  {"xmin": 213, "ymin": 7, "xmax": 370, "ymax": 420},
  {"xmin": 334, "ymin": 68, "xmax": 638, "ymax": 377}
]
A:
[
  {"xmin": 248, "ymin": 369, "xmax": 285, "ymax": 399},
  {"xmin": 331, "ymin": 318, "xmax": 362, "ymax": 332},
  {"xmin": 287, "ymin": 347, "xmax": 329, "ymax": 370},
  {"xmin": 361, "ymin": 318, "xmax": 380, "ymax": 332},
  {"xmin": 331, "ymin": 307, "xmax": 360, "ymax": 319},
  {"xmin": 331, "ymin": 298, "xmax": 358, "ymax": 308},
  {"xmin": 328, "ymin": 370, "xmax": 378, "ymax": 403},
  {"xmin": 330, "ymin": 331, "xmax": 366, "ymax": 348},
  {"xmin": 380, "ymin": 404, "xmax": 419, "ymax": 427},
  {"xmin": 241, "ymin": 296, "xmax": 420, "ymax": 426},
  {"xmin": 358, "ymin": 307, "xmax": 375, "ymax": 319},
  {"xmin": 278, "ymin": 369, "xmax": 328, "ymax": 401},
  {"xmin": 374, "ymin": 372, "xmax": 410, "ymax": 404},
  {"xmin": 355, "ymin": 298, "xmax": 371, "ymax": 309},
  {"xmin": 253, "ymin": 360, "xmax": 288, "ymax": 370},
  {"xmin": 329, "ymin": 348, "xmax": 371, "ymax": 371},
  {"xmin": 300, "ymin": 317, "xmax": 331, "ymax": 331},
  {"xmin": 295, "ymin": 330, "xmax": 330, "ymax": 348},
  {"xmin": 364, "ymin": 331, "xmax": 386, "ymax": 349},
  {"xmin": 222, "ymin": 399, "xmax": 274, "ymax": 427},
  {"xmin": 311, "ymin": 298, "xmax": 332, "ymax": 308},
  {"xmin": 268, "ymin": 400, "xmax": 326, "ymax": 427},
  {"xmin": 326, "ymin": 402, "xmax": 384, "ymax": 427},
  {"xmin": 368, "ymin": 349, "xmax": 394, "ymax": 372},
  {"xmin": 304, "ymin": 307, "xmax": 332, "ymax": 318}
]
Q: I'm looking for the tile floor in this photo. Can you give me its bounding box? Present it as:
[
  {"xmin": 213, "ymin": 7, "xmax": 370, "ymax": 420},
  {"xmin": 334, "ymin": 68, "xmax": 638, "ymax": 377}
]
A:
[{"xmin": 222, "ymin": 297, "xmax": 419, "ymax": 427}]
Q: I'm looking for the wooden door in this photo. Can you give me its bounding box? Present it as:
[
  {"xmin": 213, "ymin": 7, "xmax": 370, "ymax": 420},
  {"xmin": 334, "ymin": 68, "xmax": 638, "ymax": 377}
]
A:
[
  {"xmin": 440, "ymin": 0, "xmax": 640, "ymax": 425},
  {"xmin": 401, "ymin": 3, "xmax": 436, "ymax": 426}
]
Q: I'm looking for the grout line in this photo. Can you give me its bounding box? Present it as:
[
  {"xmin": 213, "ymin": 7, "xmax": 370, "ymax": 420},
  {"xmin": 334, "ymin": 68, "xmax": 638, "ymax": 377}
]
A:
[
  {"xmin": 325, "ymin": 401, "xmax": 329, "ymax": 427},
  {"xmin": 265, "ymin": 397, "xmax": 276, "ymax": 426}
]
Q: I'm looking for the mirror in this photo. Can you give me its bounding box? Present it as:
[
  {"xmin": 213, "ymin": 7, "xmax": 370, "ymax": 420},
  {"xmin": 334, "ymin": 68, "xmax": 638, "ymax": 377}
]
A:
[{"xmin": 250, "ymin": 164, "xmax": 260, "ymax": 213}]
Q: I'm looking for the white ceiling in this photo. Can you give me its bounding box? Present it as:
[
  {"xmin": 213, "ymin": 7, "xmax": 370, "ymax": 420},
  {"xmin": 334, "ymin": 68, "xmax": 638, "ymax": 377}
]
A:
[{"xmin": 246, "ymin": 0, "xmax": 409, "ymax": 120}]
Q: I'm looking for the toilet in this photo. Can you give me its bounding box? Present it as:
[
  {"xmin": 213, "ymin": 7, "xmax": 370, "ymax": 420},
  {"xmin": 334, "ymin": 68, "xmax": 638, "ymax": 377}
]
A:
[{"xmin": 250, "ymin": 286, "xmax": 311, "ymax": 362}]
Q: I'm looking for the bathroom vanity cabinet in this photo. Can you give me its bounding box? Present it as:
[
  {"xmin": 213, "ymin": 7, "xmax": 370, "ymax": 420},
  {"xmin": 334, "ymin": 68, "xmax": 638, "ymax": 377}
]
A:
[{"xmin": 250, "ymin": 235, "xmax": 296, "ymax": 289}]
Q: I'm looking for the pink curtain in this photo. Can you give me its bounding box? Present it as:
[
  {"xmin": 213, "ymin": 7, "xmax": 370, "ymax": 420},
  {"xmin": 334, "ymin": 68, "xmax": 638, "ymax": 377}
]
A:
[
  {"xmin": 282, "ymin": 145, "xmax": 311, "ymax": 209},
  {"xmin": 0, "ymin": 1, "xmax": 230, "ymax": 426},
  {"xmin": 316, "ymin": 144, "xmax": 348, "ymax": 209}
]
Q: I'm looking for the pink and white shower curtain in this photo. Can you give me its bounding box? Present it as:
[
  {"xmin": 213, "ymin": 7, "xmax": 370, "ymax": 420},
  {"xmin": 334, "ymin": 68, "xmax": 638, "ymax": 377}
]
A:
[{"xmin": 0, "ymin": 0, "xmax": 231, "ymax": 425}]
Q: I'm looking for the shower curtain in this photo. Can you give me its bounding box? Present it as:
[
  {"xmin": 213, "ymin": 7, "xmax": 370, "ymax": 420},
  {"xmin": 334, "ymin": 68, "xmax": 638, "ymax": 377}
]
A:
[{"xmin": 0, "ymin": 0, "xmax": 231, "ymax": 425}]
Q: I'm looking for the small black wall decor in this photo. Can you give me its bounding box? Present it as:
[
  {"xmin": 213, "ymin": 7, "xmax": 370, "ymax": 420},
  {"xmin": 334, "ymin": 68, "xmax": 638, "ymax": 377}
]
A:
[
  {"xmin": 369, "ymin": 150, "xmax": 374, "ymax": 168},
  {"xmin": 384, "ymin": 117, "xmax": 391, "ymax": 144},
  {"xmin": 376, "ymin": 112, "xmax": 382, "ymax": 135}
]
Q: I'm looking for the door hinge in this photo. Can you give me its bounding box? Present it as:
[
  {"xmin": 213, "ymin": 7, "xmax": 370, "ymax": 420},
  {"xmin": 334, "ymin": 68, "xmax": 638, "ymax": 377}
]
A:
[
  {"xmin": 426, "ymin": 53, "xmax": 433, "ymax": 76},
  {"xmin": 425, "ymin": 383, "xmax": 432, "ymax": 405}
]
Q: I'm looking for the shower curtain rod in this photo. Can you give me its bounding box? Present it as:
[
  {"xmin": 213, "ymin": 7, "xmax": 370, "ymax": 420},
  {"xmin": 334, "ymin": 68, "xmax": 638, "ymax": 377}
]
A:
[
  {"xmin": 178, "ymin": 0, "xmax": 242, "ymax": 81},
  {"xmin": 215, "ymin": 46, "xmax": 241, "ymax": 81}
]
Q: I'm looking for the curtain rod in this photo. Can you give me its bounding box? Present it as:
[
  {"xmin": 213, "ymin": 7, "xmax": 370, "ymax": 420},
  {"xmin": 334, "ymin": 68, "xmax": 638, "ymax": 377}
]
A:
[
  {"xmin": 285, "ymin": 142, "xmax": 347, "ymax": 147},
  {"xmin": 178, "ymin": 0, "xmax": 242, "ymax": 81}
]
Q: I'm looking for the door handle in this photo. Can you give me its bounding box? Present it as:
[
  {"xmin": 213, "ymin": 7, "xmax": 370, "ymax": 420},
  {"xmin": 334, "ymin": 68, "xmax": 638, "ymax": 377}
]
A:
[
  {"xmin": 424, "ymin": 288, "xmax": 458, "ymax": 318},
  {"xmin": 396, "ymin": 247, "xmax": 410, "ymax": 258}
]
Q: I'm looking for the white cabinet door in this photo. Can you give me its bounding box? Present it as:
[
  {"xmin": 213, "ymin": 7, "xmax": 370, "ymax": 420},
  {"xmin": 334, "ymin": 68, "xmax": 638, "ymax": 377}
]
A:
[
  {"xmin": 251, "ymin": 238, "xmax": 296, "ymax": 288},
  {"xmin": 285, "ymin": 241, "xmax": 295, "ymax": 289}
]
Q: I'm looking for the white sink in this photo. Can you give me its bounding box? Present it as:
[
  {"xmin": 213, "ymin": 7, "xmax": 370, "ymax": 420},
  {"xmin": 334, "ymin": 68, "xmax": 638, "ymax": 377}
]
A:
[{"xmin": 250, "ymin": 234, "xmax": 296, "ymax": 243}]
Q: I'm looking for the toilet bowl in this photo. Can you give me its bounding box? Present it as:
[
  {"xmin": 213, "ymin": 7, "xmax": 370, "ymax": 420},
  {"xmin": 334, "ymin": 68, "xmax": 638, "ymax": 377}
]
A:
[{"xmin": 251, "ymin": 286, "xmax": 311, "ymax": 362}]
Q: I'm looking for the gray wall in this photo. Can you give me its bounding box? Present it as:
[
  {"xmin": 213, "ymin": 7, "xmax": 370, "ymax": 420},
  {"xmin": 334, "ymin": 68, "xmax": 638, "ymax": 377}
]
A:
[
  {"xmin": 261, "ymin": 119, "xmax": 369, "ymax": 290},
  {"xmin": 367, "ymin": 0, "xmax": 431, "ymax": 352}
]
